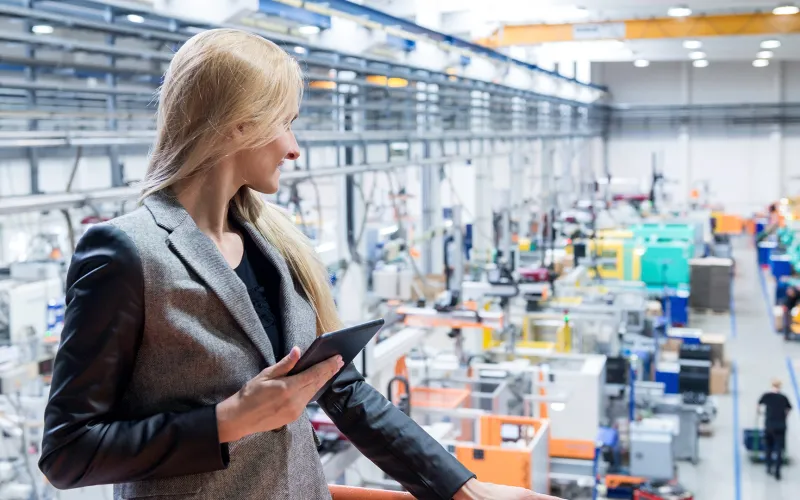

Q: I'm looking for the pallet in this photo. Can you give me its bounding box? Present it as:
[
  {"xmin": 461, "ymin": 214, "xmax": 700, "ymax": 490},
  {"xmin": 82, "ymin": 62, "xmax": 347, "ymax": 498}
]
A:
[{"xmin": 691, "ymin": 308, "xmax": 729, "ymax": 316}]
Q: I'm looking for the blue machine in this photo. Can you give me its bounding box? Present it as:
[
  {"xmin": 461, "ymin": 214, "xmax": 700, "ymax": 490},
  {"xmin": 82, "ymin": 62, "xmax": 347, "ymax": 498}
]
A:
[
  {"xmin": 758, "ymin": 241, "xmax": 776, "ymax": 267},
  {"xmin": 655, "ymin": 365, "xmax": 680, "ymax": 394},
  {"xmin": 771, "ymin": 254, "xmax": 793, "ymax": 281},
  {"xmin": 663, "ymin": 287, "xmax": 690, "ymax": 326}
]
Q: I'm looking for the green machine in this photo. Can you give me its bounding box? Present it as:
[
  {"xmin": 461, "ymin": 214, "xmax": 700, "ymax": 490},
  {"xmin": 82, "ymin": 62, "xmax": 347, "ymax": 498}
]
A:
[
  {"xmin": 629, "ymin": 223, "xmax": 698, "ymax": 287},
  {"xmin": 638, "ymin": 239, "xmax": 694, "ymax": 287},
  {"xmin": 631, "ymin": 222, "xmax": 701, "ymax": 256}
]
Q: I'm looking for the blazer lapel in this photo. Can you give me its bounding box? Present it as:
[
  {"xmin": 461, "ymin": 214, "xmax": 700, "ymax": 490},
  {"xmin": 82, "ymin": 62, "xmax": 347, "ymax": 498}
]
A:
[
  {"xmin": 235, "ymin": 215, "xmax": 318, "ymax": 356},
  {"xmin": 144, "ymin": 193, "xmax": 277, "ymax": 366}
]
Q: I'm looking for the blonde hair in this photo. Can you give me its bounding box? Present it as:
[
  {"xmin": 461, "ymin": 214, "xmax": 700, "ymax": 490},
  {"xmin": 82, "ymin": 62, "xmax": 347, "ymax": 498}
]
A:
[{"xmin": 140, "ymin": 28, "xmax": 342, "ymax": 335}]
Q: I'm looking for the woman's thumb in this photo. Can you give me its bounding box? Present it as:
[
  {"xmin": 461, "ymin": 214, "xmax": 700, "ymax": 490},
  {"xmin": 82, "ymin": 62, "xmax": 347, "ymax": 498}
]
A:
[{"xmin": 261, "ymin": 346, "xmax": 300, "ymax": 379}]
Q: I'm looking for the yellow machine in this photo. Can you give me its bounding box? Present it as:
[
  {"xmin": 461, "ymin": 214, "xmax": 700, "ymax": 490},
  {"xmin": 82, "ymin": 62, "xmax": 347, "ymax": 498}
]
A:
[
  {"xmin": 556, "ymin": 318, "xmax": 572, "ymax": 353},
  {"xmin": 585, "ymin": 238, "xmax": 642, "ymax": 281}
]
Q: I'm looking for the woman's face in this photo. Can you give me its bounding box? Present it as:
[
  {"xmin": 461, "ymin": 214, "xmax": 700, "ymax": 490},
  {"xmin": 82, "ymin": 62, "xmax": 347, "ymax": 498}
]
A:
[{"xmin": 234, "ymin": 117, "xmax": 300, "ymax": 195}]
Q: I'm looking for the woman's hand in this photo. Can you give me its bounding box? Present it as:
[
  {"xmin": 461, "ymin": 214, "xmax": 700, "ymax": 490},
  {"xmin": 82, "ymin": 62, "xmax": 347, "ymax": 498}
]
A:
[
  {"xmin": 215, "ymin": 346, "xmax": 343, "ymax": 442},
  {"xmin": 454, "ymin": 479, "xmax": 566, "ymax": 500}
]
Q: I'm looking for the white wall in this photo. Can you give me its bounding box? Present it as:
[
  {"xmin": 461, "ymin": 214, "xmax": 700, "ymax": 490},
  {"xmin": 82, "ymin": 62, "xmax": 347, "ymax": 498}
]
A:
[{"xmin": 595, "ymin": 60, "xmax": 799, "ymax": 215}]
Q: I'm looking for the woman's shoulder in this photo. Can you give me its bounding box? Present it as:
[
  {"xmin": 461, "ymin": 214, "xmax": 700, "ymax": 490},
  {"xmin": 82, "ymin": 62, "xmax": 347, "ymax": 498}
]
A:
[{"xmin": 78, "ymin": 206, "xmax": 165, "ymax": 260}]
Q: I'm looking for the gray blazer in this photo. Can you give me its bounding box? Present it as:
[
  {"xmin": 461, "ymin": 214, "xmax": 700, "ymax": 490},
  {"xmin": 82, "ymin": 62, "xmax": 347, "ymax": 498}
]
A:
[{"xmin": 39, "ymin": 191, "xmax": 475, "ymax": 500}]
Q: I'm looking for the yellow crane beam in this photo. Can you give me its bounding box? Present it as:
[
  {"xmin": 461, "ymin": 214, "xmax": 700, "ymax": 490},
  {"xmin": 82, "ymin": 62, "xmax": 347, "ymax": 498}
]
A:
[{"xmin": 476, "ymin": 12, "xmax": 800, "ymax": 48}]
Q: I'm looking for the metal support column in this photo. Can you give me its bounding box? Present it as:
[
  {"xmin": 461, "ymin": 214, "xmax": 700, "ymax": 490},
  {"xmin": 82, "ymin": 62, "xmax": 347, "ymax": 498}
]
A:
[
  {"xmin": 24, "ymin": 0, "xmax": 40, "ymax": 194},
  {"xmin": 105, "ymin": 7, "xmax": 124, "ymax": 187}
]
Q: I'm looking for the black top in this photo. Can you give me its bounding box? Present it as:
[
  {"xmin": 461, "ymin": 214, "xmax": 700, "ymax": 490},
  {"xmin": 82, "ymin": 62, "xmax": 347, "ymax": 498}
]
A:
[
  {"xmin": 759, "ymin": 391, "xmax": 793, "ymax": 430},
  {"xmin": 784, "ymin": 290, "xmax": 799, "ymax": 311},
  {"xmin": 233, "ymin": 229, "xmax": 284, "ymax": 360}
]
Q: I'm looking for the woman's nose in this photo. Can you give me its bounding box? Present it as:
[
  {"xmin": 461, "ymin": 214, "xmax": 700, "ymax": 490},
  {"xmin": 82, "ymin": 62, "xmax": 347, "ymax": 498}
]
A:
[{"xmin": 286, "ymin": 149, "xmax": 300, "ymax": 161}]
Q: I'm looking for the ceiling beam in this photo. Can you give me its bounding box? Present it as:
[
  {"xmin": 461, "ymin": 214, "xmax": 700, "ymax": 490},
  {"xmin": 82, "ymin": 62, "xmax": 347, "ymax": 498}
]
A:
[{"xmin": 477, "ymin": 12, "xmax": 800, "ymax": 47}]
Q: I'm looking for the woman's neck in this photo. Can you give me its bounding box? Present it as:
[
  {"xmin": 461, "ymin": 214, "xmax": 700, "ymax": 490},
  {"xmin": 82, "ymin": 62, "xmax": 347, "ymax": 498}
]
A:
[{"xmin": 174, "ymin": 168, "xmax": 242, "ymax": 239}]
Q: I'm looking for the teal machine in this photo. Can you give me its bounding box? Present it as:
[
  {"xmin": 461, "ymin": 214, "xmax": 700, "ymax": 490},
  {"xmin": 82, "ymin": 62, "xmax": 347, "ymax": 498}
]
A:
[
  {"xmin": 631, "ymin": 223, "xmax": 702, "ymax": 257},
  {"xmin": 630, "ymin": 223, "xmax": 699, "ymax": 288}
]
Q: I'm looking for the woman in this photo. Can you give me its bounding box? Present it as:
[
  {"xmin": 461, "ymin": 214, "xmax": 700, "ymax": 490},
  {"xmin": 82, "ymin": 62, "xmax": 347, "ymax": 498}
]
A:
[{"xmin": 38, "ymin": 29, "xmax": 560, "ymax": 500}]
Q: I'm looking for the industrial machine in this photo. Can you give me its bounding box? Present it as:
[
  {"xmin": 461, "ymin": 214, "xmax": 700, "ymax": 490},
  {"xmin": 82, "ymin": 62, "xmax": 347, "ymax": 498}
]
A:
[{"xmin": 440, "ymin": 415, "xmax": 551, "ymax": 495}]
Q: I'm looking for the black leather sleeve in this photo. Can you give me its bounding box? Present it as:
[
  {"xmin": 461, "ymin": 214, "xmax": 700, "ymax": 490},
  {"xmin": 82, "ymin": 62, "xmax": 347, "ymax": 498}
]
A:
[
  {"xmin": 319, "ymin": 365, "xmax": 475, "ymax": 500},
  {"xmin": 39, "ymin": 224, "xmax": 229, "ymax": 490}
]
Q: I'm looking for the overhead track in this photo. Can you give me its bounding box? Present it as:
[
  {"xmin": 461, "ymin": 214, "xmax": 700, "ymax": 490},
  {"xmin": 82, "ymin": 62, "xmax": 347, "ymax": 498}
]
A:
[
  {"xmin": 477, "ymin": 12, "xmax": 800, "ymax": 47},
  {"xmin": 271, "ymin": 0, "xmax": 605, "ymax": 91}
]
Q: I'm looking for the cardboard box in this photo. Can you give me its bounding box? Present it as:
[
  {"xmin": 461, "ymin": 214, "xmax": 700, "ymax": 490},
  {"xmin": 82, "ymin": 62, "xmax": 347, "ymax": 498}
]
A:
[
  {"xmin": 701, "ymin": 333, "xmax": 726, "ymax": 365},
  {"xmin": 647, "ymin": 301, "xmax": 663, "ymax": 317},
  {"xmin": 411, "ymin": 273, "xmax": 446, "ymax": 303},
  {"xmin": 709, "ymin": 361, "xmax": 731, "ymax": 395},
  {"xmin": 662, "ymin": 338, "xmax": 683, "ymax": 353}
]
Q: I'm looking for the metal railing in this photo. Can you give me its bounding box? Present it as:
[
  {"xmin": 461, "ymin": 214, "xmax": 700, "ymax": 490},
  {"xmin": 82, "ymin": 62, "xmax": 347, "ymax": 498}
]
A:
[{"xmin": 329, "ymin": 485, "xmax": 414, "ymax": 499}]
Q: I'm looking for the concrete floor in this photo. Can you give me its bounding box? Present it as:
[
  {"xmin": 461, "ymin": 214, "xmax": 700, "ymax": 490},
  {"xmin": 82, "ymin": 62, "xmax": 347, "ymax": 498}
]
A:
[{"xmin": 678, "ymin": 237, "xmax": 800, "ymax": 500}]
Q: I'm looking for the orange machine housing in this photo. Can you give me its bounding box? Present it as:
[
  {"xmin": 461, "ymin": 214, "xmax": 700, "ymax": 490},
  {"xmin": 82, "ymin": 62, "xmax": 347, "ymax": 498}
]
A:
[{"xmin": 446, "ymin": 415, "xmax": 551, "ymax": 494}]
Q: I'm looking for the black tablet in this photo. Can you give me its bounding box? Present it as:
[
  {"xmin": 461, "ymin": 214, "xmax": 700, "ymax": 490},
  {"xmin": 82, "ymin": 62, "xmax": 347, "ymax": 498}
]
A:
[{"xmin": 288, "ymin": 318, "xmax": 385, "ymax": 401}]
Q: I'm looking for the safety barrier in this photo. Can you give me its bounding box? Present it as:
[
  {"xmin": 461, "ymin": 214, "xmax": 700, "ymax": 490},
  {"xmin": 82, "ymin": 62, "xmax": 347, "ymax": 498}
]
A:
[{"xmin": 328, "ymin": 485, "xmax": 414, "ymax": 499}]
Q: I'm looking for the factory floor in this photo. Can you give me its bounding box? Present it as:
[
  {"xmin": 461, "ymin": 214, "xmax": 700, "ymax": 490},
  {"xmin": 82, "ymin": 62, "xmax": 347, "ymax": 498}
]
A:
[
  {"xmin": 40, "ymin": 238, "xmax": 800, "ymax": 500},
  {"xmin": 678, "ymin": 237, "xmax": 800, "ymax": 500}
]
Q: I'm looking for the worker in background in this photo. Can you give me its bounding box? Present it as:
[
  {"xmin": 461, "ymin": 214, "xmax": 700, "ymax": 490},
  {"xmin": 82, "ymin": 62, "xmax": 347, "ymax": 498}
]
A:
[
  {"xmin": 38, "ymin": 29, "xmax": 559, "ymax": 500},
  {"xmin": 783, "ymin": 285, "xmax": 799, "ymax": 339},
  {"xmin": 758, "ymin": 378, "xmax": 793, "ymax": 480}
]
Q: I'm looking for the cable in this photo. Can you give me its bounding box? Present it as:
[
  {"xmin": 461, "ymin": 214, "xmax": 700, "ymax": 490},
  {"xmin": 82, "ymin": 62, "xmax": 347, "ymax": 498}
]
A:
[{"xmin": 384, "ymin": 169, "xmax": 429, "ymax": 288}]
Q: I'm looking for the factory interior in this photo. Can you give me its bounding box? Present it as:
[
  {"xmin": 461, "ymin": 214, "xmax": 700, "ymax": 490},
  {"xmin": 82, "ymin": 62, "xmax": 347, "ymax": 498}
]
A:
[{"xmin": 4, "ymin": 0, "xmax": 800, "ymax": 499}]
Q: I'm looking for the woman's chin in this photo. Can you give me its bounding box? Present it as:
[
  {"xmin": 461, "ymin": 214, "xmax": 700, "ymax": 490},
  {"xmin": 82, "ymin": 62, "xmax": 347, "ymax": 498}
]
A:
[{"xmin": 246, "ymin": 182, "xmax": 279, "ymax": 195}]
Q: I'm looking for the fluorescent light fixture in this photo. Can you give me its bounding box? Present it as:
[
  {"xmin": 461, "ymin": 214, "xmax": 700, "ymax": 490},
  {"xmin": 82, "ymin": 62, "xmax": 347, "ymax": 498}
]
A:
[
  {"xmin": 633, "ymin": 59, "xmax": 650, "ymax": 68},
  {"xmin": 761, "ymin": 39, "xmax": 782, "ymax": 49},
  {"xmin": 379, "ymin": 225, "xmax": 399, "ymax": 236},
  {"xmin": 773, "ymin": 5, "xmax": 800, "ymax": 15},
  {"xmin": 297, "ymin": 25, "xmax": 321, "ymax": 35},
  {"xmin": 689, "ymin": 51, "xmax": 706, "ymax": 60},
  {"xmin": 667, "ymin": 6, "xmax": 692, "ymax": 17},
  {"xmin": 757, "ymin": 50, "xmax": 775, "ymax": 59},
  {"xmin": 293, "ymin": 46, "xmax": 307, "ymax": 55},
  {"xmin": 31, "ymin": 25, "xmax": 53, "ymax": 35},
  {"xmin": 550, "ymin": 402, "xmax": 566, "ymax": 412},
  {"xmin": 683, "ymin": 40, "xmax": 702, "ymax": 49},
  {"xmin": 126, "ymin": 14, "xmax": 145, "ymax": 23},
  {"xmin": 753, "ymin": 59, "xmax": 770, "ymax": 67},
  {"xmin": 693, "ymin": 59, "xmax": 709, "ymax": 68}
]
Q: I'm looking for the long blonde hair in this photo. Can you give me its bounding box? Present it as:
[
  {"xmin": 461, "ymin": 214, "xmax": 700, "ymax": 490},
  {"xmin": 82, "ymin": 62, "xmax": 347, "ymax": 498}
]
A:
[{"xmin": 140, "ymin": 28, "xmax": 342, "ymax": 335}]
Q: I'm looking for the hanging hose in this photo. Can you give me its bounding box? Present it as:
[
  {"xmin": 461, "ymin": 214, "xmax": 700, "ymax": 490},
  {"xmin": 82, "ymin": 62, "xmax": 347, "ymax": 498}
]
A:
[{"xmin": 386, "ymin": 375, "xmax": 411, "ymax": 416}]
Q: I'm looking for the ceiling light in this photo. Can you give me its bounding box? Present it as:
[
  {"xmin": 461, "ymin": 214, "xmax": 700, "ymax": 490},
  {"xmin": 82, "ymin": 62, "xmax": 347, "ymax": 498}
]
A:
[
  {"xmin": 693, "ymin": 59, "xmax": 709, "ymax": 68},
  {"xmin": 31, "ymin": 25, "xmax": 53, "ymax": 35},
  {"xmin": 689, "ymin": 51, "xmax": 707, "ymax": 60},
  {"xmin": 297, "ymin": 25, "xmax": 321, "ymax": 35},
  {"xmin": 550, "ymin": 402, "xmax": 566, "ymax": 412},
  {"xmin": 633, "ymin": 59, "xmax": 650, "ymax": 68},
  {"xmin": 761, "ymin": 39, "xmax": 782, "ymax": 49},
  {"xmin": 293, "ymin": 46, "xmax": 307, "ymax": 55},
  {"xmin": 668, "ymin": 6, "xmax": 692, "ymax": 17},
  {"xmin": 126, "ymin": 14, "xmax": 145, "ymax": 23},
  {"xmin": 683, "ymin": 40, "xmax": 702, "ymax": 49},
  {"xmin": 773, "ymin": 5, "xmax": 800, "ymax": 15},
  {"xmin": 753, "ymin": 59, "xmax": 770, "ymax": 67},
  {"xmin": 757, "ymin": 50, "xmax": 775, "ymax": 59}
]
